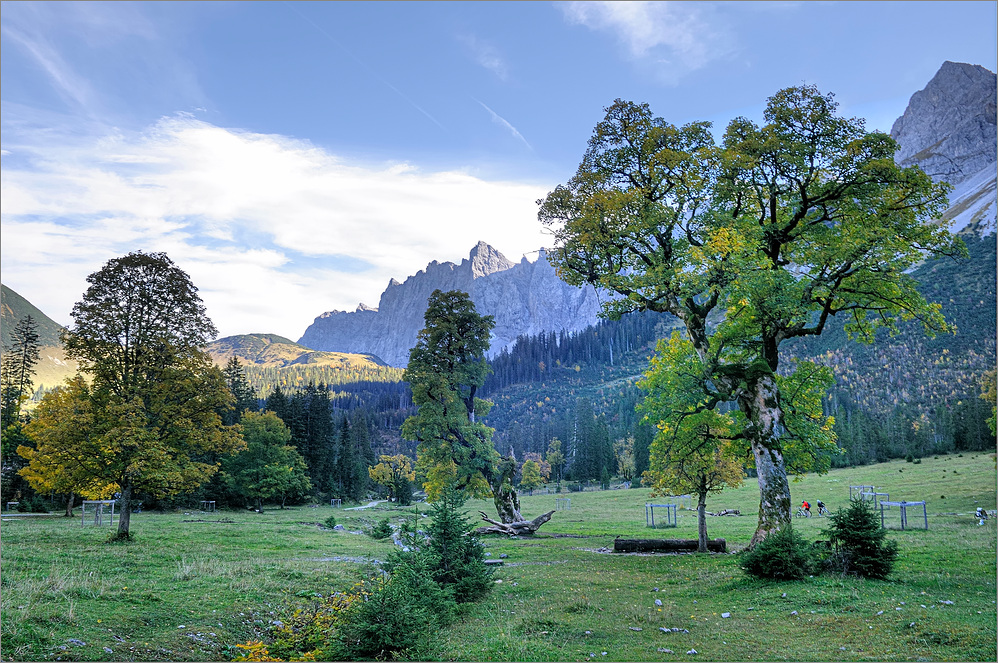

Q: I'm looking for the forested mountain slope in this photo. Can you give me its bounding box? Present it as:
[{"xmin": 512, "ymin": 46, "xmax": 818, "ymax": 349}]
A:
[{"xmin": 0, "ymin": 284, "xmax": 77, "ymax": 391}]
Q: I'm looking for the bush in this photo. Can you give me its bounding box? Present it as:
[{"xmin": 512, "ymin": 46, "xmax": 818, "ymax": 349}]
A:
[
  {"xmin": 822, "ymin": 499, "xmax": 899, "ymax": 579},
  {"xmin": 369, "ymin": 517, "xmax": 392, "ymax": 540},
  {"xmin": 741, "ymin": 525, "xmax": 817, "ymax": 580},
  {"xmin": 323, "ymin": 514, "xmax": 337, "ymax": 529},
  {"xmin": 332, "ymin": 554, "xmax": 451, "ymax": 660},
  {"xmin": 16, "ymin": 495, "xmax": 48, "ymax": 513}
]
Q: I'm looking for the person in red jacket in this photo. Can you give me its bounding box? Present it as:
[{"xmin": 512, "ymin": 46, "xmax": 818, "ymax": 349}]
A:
[{"xmin": 801, "ymin": 500, "xmax": 811, "ymax": 516}]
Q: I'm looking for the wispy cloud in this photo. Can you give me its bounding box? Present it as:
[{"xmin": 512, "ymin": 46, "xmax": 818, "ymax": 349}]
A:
[
  {"xmin": 1, "ymin": 117, "xmax": 549, "ymax": 338},
  {"xmin": 288, "ymin": 5, "xmax": 446, "ymax": 131},
  {"xmin": 476, "ymin": 100, "xmax": 532, "ymax": 150},
  {"xmin": 558, "ymin": 1, "xmax": 730, "ymax": 82},
  {"xmin": 459, "ymin": 33, "xmax": 509, "ymax": 81},
  {"xmin": 1, "ymin": 24, "xmax": 98, "ymax": 115}
]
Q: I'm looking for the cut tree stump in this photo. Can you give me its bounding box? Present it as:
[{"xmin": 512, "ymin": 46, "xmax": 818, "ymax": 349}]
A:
[
  {"xmin": 613, "ymin": 538, "xmax": 727, "ymax": 553},
  {"xmin": 475, "ymin": 510, "xmax": 555, "ymax": 536}
]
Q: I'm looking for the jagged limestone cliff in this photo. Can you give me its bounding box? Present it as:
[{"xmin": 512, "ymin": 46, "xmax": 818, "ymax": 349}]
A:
[
  {"xmin": 891, "ymin": 61, "xmax": 996, "ymax": 235},
  {"xmin": 298, "ymin": 242, "xmax": 603, "ymax": 367}
]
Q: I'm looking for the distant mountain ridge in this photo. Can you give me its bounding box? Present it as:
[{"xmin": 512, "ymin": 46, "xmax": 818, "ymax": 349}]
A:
[
  {"xmin": 298, "ymin": 241, "xmax": 604, "ymax": 367},
  {"xmin": 206, "ymin": 333, "xmax": 388, "ymax": 369}
]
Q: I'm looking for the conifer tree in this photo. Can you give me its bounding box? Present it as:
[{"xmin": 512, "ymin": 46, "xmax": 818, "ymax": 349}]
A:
[
  {"xmin": 403, "ymin": 290, "xmax": 526, "ymax": 524},
  {"xmin": 1, "ymin": 315, "xmax": 41, "ymax": 429},
  {"xmin": 222, "ymin": 357, "xmax": 257, "ymax": 425}
]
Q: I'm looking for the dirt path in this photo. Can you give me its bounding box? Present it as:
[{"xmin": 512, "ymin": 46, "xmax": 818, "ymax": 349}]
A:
[{"xmin": 343, "ymin": 500, "xmax": 388, "ymax": 510}]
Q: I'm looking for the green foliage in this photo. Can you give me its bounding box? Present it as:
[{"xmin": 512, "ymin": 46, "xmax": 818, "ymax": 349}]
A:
[
  {"xmin": 40, "ymin": 251, "xmax": 243, "ymax": 537},
  {"xmin": 1, "ymin": 315, "xmax": 40, "ymax": 429},
  {"xmin": 15, "ymin": 494, "xmax": 49, "ymax": 513},
  {"xmin": 333, "ymin": 553, "xmax": 449, "ymax": 660},
  {"xmin": 404, "ymin": 290, "xmax": 498, "ymax": 502},
  {"xmin": 221, "ymin": 357, "xmax": 258, "ymax": 425},
  {"xmin": 368, "ymin": 454, "xmax": 415, "ymax": 505},
  {"xmin": 404, "ymin": 290, "xmax": 526, "ymax": 524},
  {"xmin": 545, "ymin": 437, "xmax": 566, "ymax": 484},
  {"xmin": 369, "ymin": 516, "xmax": 392, "ymax": 540},
  {"xmin": 740, "ymin": 525, "xmax": 816, "ymax": 580},
  {"xmin": 220, "ymin": 411, "xmax": 312, "ymax": 511},
  {"xmin": 423, "ymin": 488, "xmax": 494, "ymax": 603},
  {"xmin": 823, "ymin": 498, "xmax": 900, "ymax": 579},
  {"xmin": 519, "ymin": 459, "xmax": 543, "ymax": 493},
  {"xmin": 323, "ymin": 514, "xmax": 337, "ymax": 529},
  {"xmin": 539, "ymin": 87, "xmax": 961, "ymax": 541}
]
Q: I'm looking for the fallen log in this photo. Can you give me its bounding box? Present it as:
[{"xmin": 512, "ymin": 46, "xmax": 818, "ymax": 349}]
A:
[
  {"xmin": 613, "ymin": 538, "xmax": 726, "ymax": 553},
  {"xmin": 475, "ymin": 510, "xmax": 555, "ymax": 537}
]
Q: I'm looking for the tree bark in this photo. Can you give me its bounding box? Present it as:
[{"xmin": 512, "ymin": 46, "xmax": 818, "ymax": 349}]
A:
[
  {"xmin": 115, "ymin": 483, "xmax": 132, "ymax": 539},
  {"xmin": 476, "ymin": 510, "xmax": 554, "ymax": 536},
  {"xmin": 488, "ymin": 455, "xmax": 523, "ymax": 524},
  {"xmin": 614, "ymin": 538, "xmax": 726, "ymax": 553},
  {"xmin": 64, "ymin": 493, "xmax": 75, "ymax": 518},
  {"xmin": 739, "ymin": 374, "xmax": 792, "ymax": 547},
  {"xmin": 696, "ymin": 490, "xmax": 708, "ymax": 553}
]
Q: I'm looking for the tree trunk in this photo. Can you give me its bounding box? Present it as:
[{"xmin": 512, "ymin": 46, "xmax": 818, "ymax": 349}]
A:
[
  {"xmin": 476, "ymin": 510, "xmax": 554, "ymax": 536},
  {"xmin": 614, "ymin": 538, "xmax": 726, "ymax": 553},
  {"xmin": 256, "ymin": 497, "xmax": 263, "ymax": 513},
  {"xmin": 64, "ymin": 493, "xmax": 75, "ymax": 518},
  {"xmin": 489, "ymin": 455, "xmax": 523, "ymax": 523},
  {"xmin": 115, "ymin": 483, "xmax": 132, "ymax": 539},
  {"xmin": 696, "ymin": 490, "xmax": 708, "ymax": 553},
  {"xmin": 740, "ymin": 374, "xmax": 792, "ymax": 547}
]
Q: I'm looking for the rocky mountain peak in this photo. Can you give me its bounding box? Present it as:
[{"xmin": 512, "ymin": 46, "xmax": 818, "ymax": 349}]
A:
[
  {"xmin": 466, "ymin": 241, "xmax": 516, "ymax": 279},
  {"xmin": 890, "ymin": 61, "xmax": 997, "ymax": 185}
]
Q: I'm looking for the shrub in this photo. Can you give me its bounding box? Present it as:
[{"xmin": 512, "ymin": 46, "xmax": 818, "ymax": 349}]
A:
[
  {"xmin": 332, "ymin": 554, "xmax": 451, "ymax": 660},
  {"xmin": 741, "ymin": 525, "xmax": 816, "ymax": 580},
  {"xmin": 822, "ymin": 499, "xmax": 899, "ymax": 579},
  {"xmin": 323, "ymin": 514, "xmax": 337, "ymax": 529},
  {"xmin": 16, "ymin": 495, "xmax": 48, "ymax": 513},
  {"xmin": 369, "ymin": 516, "xmax": 392, "ymax": 540}
]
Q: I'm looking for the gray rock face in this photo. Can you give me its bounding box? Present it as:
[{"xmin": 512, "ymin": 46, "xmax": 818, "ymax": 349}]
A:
[
  {"xmin": 298, "ymin": 243, "xmax": 603, "ymax": 367},
  {"xmin": 891, "ymin": 61, "xmax": 996, "ymax": 186}
]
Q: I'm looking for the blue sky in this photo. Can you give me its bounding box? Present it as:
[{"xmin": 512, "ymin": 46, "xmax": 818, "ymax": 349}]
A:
[{"xmin": 2, "ymin": 1, "xmax": 996, "ymax": 340}]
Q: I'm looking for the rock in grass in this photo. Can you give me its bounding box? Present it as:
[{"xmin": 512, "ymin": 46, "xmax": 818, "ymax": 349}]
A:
[
  {"xmin": 658, "ymin": 648, "xmax": 674, "ymax": 654},
  {"xmin": 655, "ymin": 599, "xmax": 663, "ymax": 606},
  {"xmin": 630, "ymin": 627, "xmax": 643, "ymax": 631},
  {"xmin": 721, "ymin": 612, "xmax": 731, "ymax": 618}
]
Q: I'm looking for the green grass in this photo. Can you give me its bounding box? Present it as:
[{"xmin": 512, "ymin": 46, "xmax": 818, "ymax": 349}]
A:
[{"xmin": 2, "ymin": 453, "xmax": 995, "ymax": 661}]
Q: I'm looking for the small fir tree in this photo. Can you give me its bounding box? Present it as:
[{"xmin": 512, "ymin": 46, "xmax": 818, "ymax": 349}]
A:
[{"xmin": 823, "ymin": 498, "xmax": 899, "ymax": 579}]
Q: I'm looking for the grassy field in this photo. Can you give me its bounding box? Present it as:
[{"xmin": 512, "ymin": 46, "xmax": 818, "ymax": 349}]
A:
[{"xmin": 1, "ymin": 452, "xmax": 995, "ymax": 662}]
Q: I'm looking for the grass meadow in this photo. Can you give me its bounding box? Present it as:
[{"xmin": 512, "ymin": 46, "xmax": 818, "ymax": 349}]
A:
[{"xmin": 1, "ymin": 452, "xmax": 995, "ymax": 662}]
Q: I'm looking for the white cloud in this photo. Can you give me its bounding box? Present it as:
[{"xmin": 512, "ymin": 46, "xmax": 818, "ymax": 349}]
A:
[
  {"xmin": 0, "ymin": 117, "xmax": 553, "ymax": 339},
  {"xmin": 559, "ymin": 1, "xmax": 730, "ymax": 81}
]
